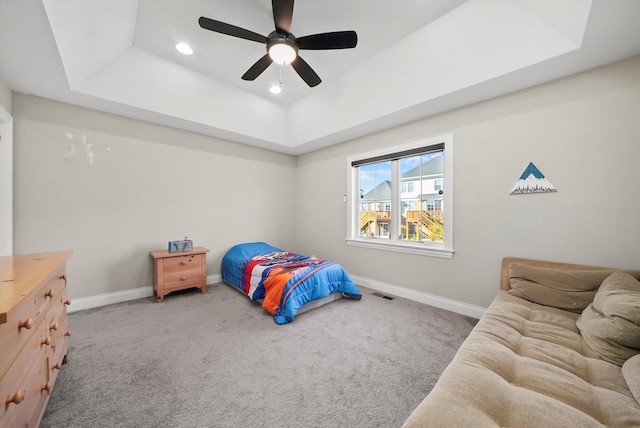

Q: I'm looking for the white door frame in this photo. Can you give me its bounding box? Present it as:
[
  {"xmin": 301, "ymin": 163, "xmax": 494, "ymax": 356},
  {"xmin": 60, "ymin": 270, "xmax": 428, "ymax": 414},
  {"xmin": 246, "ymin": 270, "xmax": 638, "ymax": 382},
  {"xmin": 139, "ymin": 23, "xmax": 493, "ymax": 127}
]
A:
[{"xmin": 0, "ymin": 106, "xmax": 13, "ymax": 256}]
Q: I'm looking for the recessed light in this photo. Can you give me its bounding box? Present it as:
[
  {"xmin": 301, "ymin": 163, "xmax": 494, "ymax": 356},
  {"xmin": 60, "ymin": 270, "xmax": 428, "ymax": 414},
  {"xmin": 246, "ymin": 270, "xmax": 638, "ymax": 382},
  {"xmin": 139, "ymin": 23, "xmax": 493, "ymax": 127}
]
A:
[
  {"xmin": 176, "ymin": 42, "xmax": 193, "ymax": 55},
  {"xmin": 269, "ymin": 85, "xmax": 282, "ymax": 94}
]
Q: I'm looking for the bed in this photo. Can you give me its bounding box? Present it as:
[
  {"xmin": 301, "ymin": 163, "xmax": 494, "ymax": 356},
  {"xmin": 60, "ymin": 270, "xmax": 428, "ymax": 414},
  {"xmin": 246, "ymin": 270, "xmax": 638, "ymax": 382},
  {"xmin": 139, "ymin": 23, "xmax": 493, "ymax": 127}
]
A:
[{"xmin": 221, "ymin": 242, "xmax": 362, "ymax": 324}]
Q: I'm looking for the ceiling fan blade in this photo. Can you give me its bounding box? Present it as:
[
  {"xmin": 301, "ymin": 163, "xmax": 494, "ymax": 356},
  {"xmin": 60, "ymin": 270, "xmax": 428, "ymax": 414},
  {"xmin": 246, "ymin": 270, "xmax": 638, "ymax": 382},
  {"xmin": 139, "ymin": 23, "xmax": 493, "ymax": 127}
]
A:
[
  {"xmin": 242, "ymin": 54, "xmax": 273, "ymax": 81},
  {"xmin": 199, "ymin": 17, "xmax": 268, "ymax": 44},
  {"xmin": 272, "ymin": 0, "xmax": 294, "ymax": 34},
  {"xmin": 297, "ymin": 31, "xmax": 358, "ymax": 50},
  {"xmin": 291, "ymin": 56, "xmax": 321, "ymax": 87}
]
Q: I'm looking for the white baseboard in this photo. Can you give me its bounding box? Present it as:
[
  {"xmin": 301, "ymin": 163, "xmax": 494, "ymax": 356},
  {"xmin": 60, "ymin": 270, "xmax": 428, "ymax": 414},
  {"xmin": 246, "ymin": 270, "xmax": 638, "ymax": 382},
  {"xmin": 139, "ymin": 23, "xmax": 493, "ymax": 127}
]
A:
[
  {"xmin": 351, "ymin": 275, "xmax": 486, "ymax": 319},
  {"xmin": 68, "ymin": 286, "xmax": 154, "ymax": 313},
  {"xmin": 67, "ymin": 274, "xmax": 222, "ymax": 314},
  {"xmin": 207, "ymin": 274, "xmax": 222, "ymax": 285},
  {"xmin": 67, "ymin": 273, "xmax": 484, "ymax": 319}
]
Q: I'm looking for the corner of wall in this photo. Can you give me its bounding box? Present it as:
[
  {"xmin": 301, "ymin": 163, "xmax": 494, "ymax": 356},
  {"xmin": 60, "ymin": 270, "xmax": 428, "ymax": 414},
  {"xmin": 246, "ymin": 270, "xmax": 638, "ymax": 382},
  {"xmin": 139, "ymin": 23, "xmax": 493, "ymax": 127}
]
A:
[{"xmin": 0, "ymin": 77, "xmax": 12, "ymax": 115}]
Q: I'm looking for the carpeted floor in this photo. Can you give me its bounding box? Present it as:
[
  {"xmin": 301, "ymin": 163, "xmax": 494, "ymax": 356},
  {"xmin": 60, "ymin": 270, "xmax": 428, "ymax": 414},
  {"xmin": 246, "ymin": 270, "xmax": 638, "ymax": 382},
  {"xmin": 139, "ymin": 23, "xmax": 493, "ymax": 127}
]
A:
[{"xmin": 40, "ymin": 283, "xmax": 476, "ymax": 428}]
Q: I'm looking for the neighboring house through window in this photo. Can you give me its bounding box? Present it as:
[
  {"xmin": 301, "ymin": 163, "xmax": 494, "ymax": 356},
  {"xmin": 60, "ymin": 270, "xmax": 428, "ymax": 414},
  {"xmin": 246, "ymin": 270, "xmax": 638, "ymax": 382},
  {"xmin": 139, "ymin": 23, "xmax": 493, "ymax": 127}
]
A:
[{"xmin": 346, "ymin": 134, "xmax": 454, "ymax": 258}]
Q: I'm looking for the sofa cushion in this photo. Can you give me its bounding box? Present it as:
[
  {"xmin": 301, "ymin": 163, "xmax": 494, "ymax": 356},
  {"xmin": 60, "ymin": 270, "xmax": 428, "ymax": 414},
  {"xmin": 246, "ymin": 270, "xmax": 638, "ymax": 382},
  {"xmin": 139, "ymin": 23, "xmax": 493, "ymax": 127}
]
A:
[
  {"xmin": 623, "ymin": 354, "xmax": 640, "ymax": 405},
  {"xmin": 508, "ymin": 263, "xmax": 640, "ymax": 312},
  {"xmin": 577, "ymin": 272, "xmax": 640, "ymax": 366},
  {"xmin": 402, "ymin": 292, "xmax": 640, "ymax": 427}
]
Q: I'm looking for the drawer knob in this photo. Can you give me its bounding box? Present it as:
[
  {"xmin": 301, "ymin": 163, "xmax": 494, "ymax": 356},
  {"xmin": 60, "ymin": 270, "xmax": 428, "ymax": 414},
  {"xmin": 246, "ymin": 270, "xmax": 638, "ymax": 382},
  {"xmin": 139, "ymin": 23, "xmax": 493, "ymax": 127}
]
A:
[
  {"xmin": 181, "ymin": 276, "xmax": 187, "ymax": 281},
  {"xmin": 5, "ymin": 390, "xmax": 25, "ymax": 405},
  {"xmin": 41, "ymin": 336, "xmax": 52, "ymax": 346},
  {"xmin": 52, "ymin": 361, "xmax": 62, "ymax": 371},
  {"xmin": 41, "ymin": 381, "xmax": 52, "ymax": 394},
  {"xmin": 64, "ymin": 330, "xmax": 72, "ymax": 337},
  {"xmin": 45, "ymin": 289, "xmax": 55, "ymax": 298},
  {"xmin": 60, "ymin": 273, "xmax": 67, "ymax": 284},
  {"xmin": 64, "ymin": 299, "xmax": 71, "ymax": 306},
  {"xmin": 180, "ymin": 261, "xmax": 187, "ymax": 265},
  {"xmin": 18, "ymin": 318, "xmax": 33, "ymax": 331},
  {"xmin": 49, "ymin": 322, "xmax": 59, "ymax": 331}
]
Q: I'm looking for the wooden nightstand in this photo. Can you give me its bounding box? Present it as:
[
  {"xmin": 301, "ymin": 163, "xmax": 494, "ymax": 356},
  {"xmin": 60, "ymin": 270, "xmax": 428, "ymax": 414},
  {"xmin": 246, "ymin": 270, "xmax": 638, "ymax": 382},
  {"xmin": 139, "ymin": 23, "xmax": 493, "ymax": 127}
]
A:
[{"xmin": 149, "ymin": 247, "xmax": 209, "ymax": 302}]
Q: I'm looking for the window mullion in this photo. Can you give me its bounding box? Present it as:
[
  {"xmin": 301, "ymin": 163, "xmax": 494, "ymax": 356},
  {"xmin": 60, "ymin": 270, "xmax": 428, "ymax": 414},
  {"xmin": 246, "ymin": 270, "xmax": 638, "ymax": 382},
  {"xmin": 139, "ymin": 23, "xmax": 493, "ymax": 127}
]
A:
[{"xmin": 390, "ymin": 160, "xmax": 400, "ymax": 241}]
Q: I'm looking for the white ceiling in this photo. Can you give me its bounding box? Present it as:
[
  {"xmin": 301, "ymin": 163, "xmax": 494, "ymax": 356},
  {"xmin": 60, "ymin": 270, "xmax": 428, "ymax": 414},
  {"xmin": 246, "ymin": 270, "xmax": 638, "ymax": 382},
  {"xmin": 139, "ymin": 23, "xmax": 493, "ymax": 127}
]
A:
[{"xmin": 1, "ymin": 0, "xmax": 639, "ymax": 155}]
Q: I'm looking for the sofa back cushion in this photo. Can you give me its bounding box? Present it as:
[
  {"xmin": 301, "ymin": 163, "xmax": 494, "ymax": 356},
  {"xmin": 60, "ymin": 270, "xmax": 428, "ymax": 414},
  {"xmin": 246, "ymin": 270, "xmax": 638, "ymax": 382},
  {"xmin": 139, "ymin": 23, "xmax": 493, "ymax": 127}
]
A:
[
  {"xmin": 508, "ymin": 263, "xmax": 640, "ymax": 312},
  {"xmin": 576, "ymin": 272, "xmax": 640, "ymax": 366},
  {"xmin": 623, "ymin": 354, "xmax": 640, "ymax": 405}
]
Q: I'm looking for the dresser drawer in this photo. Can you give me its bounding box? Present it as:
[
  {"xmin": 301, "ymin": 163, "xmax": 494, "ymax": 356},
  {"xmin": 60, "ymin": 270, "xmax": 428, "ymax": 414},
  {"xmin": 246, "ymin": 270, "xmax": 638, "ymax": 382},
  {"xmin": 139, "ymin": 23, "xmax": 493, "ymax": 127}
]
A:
[
  {"xmin": 10, "ymin": 357, "xmax": 49, "ymax": 428},
  {"xmin": 162, "ymin": 254, "xmax": 203, "ymax": 273},
  {"xmin": 163, "ymin": 269, "xmax": 202, "ymax": 290},
  {"xmin": 0, "ymin": 323, "xmax": 48, "ymax": 426},
  {"xmin": 48, "ymin": 300, "xmax": 70, "ymax": 388},
  {"xmin": 36, "ymin": 264, "xmax": 66, "ymax": 313},
  {"xmin": 0, "ymin": 299, "xmax": 37, "ymax": 378}
]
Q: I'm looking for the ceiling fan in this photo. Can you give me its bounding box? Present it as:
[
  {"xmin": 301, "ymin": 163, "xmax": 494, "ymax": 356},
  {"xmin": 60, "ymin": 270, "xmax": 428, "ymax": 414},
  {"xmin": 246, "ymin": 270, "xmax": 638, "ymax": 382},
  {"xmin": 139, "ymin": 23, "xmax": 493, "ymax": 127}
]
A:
[{"xmin": 198, "ymin": 0, "xmax": 358, "ymax": 87}]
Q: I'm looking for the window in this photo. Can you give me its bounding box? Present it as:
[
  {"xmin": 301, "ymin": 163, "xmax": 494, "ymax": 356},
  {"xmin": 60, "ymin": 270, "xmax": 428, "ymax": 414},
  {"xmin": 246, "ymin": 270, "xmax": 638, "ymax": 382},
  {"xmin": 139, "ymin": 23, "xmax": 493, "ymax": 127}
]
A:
[
  {"xmin": 401, "ymin": 182, "xmax": 414, "ymax": 193},
  {"xmin": 346, "ymin": 134, "xmax": 454, "ymax": 258}
]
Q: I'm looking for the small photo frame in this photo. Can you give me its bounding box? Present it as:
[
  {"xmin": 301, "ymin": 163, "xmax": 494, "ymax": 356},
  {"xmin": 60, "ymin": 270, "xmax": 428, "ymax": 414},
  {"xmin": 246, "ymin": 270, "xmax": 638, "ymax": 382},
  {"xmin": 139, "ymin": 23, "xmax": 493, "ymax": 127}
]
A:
[{"xmin": 168, "ymin": 240, "xmax": 193, "ymax": 253}]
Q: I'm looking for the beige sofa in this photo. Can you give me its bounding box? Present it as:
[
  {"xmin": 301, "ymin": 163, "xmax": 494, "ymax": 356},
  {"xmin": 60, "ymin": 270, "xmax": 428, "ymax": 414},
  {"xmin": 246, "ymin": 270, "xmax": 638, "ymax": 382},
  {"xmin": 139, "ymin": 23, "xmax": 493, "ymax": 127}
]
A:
[{"xmin": 402, "ymin": 257, "xmax": 640, "ymax": 427}]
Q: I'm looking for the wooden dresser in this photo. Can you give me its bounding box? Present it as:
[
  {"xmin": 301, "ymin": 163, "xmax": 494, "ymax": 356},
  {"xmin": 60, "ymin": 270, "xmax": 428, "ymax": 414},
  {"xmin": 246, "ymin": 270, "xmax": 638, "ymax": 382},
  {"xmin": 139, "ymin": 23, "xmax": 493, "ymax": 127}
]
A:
[
  {"xmin": 149, "ymin": 247, "xmax": 209, "ymax": 302},
  {"xmin": 0, "ymin": 251, "xmax": 72, "ymax": 428}
]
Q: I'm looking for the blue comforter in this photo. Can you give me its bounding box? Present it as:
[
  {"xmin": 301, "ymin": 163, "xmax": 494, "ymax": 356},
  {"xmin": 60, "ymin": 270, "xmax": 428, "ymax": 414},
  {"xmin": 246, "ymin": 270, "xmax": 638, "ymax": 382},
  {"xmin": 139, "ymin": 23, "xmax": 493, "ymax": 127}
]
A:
[{"xmin": 221, "ymin": 242, "xmax": 361, "ymax": 324}]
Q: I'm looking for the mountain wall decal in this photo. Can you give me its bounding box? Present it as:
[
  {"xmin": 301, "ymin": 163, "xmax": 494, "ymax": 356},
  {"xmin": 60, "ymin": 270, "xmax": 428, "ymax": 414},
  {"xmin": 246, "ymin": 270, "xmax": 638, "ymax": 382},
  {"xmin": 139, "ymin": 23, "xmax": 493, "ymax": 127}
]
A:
[{"xmin": 510, "ymin": 162, "xmax": 557, "ymax": 194}]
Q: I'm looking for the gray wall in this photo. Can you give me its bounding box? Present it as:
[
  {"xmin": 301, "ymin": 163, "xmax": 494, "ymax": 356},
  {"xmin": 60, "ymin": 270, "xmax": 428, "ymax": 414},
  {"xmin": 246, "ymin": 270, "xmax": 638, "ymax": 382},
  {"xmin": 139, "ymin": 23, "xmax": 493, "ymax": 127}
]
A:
[
  {"xmin": 295, "ymin": 56, "xmax": 640, "ymax": 308},
  {"xmin": 11, "ymin": 56, "xmax": 640, "ymax": 310},
  {"xmin": 13, "ymin": 94, "xmax": 297, "ymax": 300}
]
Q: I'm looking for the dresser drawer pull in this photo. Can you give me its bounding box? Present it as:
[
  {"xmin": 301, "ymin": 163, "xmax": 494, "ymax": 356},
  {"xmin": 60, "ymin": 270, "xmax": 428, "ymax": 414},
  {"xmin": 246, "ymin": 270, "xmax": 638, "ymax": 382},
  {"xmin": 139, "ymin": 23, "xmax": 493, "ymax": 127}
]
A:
[
  {"xmin": 181, "ymin": 276, "xmax": 187, "ymax": 281},
  {"xmin": 52, "ymin": 361, "xmax": 62, "ymax": 371},
  {"xmin": 180, "ymin": 261, "xmax": 187, "ymax": 265},
  {"xmin": 64, "ymin": 299, "xmax": 71, "ymax": 306},
  {"xmin": 64, "ymin": 330, "xmax": 72, "ymax": 337},
  {"xmin": 18, "ymin": 318, "xmax": 33, "ymax": 331},
  {"xmin": 49, "ymin": 322, "xmax": 59, "ymax": 331},
  {"xmin": 41, "ymin": 336, "xmax": 52, "ymax": 346},
  {"xmin": 5, "ymin": 390, "xmax": 25, "ymax": 405},
  {"xmin": 60, "ymin": 273, "xmax": 67, "ymax": 284},
  {"xmin": 41, "ymin": 381, "xmax": 52, "ymax": 394}
]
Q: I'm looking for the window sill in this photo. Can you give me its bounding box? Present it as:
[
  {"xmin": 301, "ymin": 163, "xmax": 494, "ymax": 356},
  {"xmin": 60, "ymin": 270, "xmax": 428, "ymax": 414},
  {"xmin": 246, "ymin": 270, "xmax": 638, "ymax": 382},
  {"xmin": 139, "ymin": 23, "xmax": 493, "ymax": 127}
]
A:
[{"xmin": 345, "ymin": 238, "xmax": 454, "ymax": 259}]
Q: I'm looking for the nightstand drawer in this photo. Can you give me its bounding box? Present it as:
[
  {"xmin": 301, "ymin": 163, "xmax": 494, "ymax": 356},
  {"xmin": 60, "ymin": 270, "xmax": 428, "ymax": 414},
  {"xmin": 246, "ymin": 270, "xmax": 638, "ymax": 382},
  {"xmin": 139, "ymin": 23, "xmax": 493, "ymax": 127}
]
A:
[
  {"xmin": 162, "ymin": 254, "xmax": 203, "ymax": 273},
  {"xmin": 163, "ymin": 269, "xmax": 202, "ymax": 290}
]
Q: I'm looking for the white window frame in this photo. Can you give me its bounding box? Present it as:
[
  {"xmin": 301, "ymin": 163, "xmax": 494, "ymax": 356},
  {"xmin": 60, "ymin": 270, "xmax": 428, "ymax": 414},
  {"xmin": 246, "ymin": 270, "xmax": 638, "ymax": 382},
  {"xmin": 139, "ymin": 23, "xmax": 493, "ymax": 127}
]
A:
[{"xmin": 346, "ymin": 133, "xmax": 454, "ymax": 259}]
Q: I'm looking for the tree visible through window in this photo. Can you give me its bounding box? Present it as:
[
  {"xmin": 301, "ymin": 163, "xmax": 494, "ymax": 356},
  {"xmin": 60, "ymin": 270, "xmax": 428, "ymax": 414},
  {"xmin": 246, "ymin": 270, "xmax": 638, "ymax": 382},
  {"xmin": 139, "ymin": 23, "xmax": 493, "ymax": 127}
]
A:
[{"xmin": 399, "ymin": 152, "xmax": 444, "ymax": 242}]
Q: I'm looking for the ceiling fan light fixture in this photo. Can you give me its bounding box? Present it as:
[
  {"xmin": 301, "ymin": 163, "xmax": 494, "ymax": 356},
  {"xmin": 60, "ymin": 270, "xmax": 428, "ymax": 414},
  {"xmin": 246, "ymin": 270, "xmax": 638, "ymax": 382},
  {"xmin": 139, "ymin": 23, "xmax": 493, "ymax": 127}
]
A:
[
  {"xmin": 267, "ymin": 38, "xmax": 297, "ymax": 65},
  {"xmin": 176, "ymin": 42, "xmax": 193, "ymax": 55},
  {"xmin": 269, "ymin": 84, "xmax": 282, "ymax": 94}
]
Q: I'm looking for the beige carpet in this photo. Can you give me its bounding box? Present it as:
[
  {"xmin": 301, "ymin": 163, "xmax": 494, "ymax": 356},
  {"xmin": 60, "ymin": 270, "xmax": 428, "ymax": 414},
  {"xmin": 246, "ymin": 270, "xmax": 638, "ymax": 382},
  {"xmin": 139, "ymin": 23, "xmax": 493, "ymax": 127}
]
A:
[{"xmin": 40, "ymin": 283, "xmax": 476, "ymax": 428}]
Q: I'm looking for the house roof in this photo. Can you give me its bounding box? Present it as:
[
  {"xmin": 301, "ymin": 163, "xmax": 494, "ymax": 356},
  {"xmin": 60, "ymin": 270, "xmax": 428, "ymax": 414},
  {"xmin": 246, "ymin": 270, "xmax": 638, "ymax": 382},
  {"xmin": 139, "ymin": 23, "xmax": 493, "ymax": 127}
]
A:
[
  {"xmin": 401, "ymin": 155, "xmax": 443, "ymax": 180},
  {"xmin": 1, "ymin": 1, "xmax": 640, "ymax": 155},
  {"xmin": 361, "ymin": 180, "xmax": 391, "ymax": 202}
]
